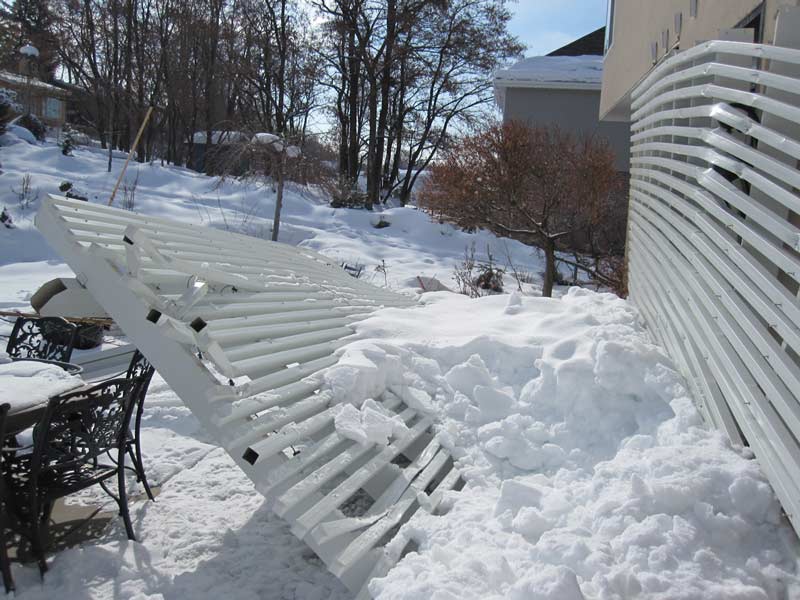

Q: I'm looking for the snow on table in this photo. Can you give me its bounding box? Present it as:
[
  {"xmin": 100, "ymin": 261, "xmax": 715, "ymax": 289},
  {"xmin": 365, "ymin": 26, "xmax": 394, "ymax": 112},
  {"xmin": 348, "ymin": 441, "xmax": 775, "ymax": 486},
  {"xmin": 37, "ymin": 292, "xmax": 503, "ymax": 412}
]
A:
[{"xmin": 0, "ymin": 352, "xmax": 84, "ymax": 413}]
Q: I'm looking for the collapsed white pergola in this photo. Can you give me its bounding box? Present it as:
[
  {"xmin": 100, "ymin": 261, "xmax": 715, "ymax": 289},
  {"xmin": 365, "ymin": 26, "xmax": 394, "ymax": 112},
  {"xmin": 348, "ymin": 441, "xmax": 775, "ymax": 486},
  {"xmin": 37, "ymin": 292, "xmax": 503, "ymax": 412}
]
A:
[{"xmin": 35, "ymin": 196, "xmax": 462, "ymax": 596}]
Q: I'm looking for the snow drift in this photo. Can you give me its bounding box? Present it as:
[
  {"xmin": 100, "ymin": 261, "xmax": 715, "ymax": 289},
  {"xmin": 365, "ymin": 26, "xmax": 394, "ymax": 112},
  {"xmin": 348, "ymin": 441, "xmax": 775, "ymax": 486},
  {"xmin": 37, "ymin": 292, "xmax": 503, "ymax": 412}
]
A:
[{"xmin": 321, "ymin": 289, "xmax": 800, "ymax": 599}]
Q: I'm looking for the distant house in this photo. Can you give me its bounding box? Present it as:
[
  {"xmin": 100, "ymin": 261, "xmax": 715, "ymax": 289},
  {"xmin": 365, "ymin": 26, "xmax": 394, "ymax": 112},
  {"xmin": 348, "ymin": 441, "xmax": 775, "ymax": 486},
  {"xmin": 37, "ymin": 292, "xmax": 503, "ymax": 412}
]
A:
[
  {"xmin": 189, "ymin": 130, "xmax": 250, "ymax": 175},
  {"xmin": 0, "ymin": 70, "xmax": 69, "ymax": 129},
  {"xmin": 493, "ymin": 28, "xmax": 630, "ymax": 172}
]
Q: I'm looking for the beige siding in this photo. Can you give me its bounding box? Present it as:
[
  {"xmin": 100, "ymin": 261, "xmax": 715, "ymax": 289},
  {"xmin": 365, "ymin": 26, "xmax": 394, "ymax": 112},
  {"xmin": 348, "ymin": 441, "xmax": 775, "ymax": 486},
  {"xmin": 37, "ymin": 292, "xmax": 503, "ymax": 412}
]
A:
[
  {"xmin": 600, "ymin": 0, "xmax": 797, "ymax": 121},
  {"xmin": 503, "ymin": 87, "xmax": 630, "ymax": 171}
]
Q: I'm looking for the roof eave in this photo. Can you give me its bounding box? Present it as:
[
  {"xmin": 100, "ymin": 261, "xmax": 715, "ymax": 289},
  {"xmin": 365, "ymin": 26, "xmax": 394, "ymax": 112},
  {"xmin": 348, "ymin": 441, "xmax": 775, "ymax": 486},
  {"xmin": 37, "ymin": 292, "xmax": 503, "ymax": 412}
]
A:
[{"xmin": 493, "ymin": 79, "xmax": 602, "ymax": 92}]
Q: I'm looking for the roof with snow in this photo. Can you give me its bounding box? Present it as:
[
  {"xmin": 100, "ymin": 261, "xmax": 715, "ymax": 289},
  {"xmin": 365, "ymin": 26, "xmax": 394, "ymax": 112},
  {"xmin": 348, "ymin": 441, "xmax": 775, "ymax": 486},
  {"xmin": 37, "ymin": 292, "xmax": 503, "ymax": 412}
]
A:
[
  {"xmin": 494, "ymin": 55, "xmax": 603, "ymax": 90},
  {"xmin": 0, "ymin": 70, "xmax": 68, "ymax": 96},
  {"xmin": 493, "ymin": 54, "xmax": 604, "ymax": 109},
  {"xmin": 192, "ymin": 130, "xmax": 249, "ymax": 145}
]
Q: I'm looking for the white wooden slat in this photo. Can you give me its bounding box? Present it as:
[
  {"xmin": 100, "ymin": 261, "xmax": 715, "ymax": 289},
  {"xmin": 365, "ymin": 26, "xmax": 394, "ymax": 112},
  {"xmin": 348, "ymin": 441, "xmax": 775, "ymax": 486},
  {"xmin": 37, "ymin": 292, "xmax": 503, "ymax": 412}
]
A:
[
  {"xmin": 34, "ymin": 196, "xmax": 460, "ymax": 596},
  {"xmin": 250, "ymin": 395, "xmax": 407, "ymax": 489},
  {"xmin": 629, "ymin": 184, "xmax": 800, "ymax": 353},
  {"xmin": 291, "ymin": 417, "xmax": 435, "ymax": 538},
  {"xmin": 273, "ymin": 408, "xmax": 422, "ymax": 519},
  {"xmin": 319, "ymin": 447, "xmax": 450, "ymax": 563},
  {"xmin": 352, "ymin": 465, "xmax": 463, "ymax": 600},
  {"xmin": 628, "ymin": 36, "xmax": 800, "ymax": 540}
]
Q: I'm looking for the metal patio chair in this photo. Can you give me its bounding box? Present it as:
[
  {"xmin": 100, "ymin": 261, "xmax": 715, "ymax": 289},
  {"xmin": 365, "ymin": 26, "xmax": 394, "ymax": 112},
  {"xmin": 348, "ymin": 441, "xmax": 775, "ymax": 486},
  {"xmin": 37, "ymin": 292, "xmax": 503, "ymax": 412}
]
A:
[
  {"xmin": 6, "ymin": 317, "xmax": 78, "ymax": 363},
  {"xmin": 3, "ymin": 378, "xmax": 142, "ymax": 574},
  {"xmin": 124, "ymin": 350, "xmax": 156, "ymax": 501}
]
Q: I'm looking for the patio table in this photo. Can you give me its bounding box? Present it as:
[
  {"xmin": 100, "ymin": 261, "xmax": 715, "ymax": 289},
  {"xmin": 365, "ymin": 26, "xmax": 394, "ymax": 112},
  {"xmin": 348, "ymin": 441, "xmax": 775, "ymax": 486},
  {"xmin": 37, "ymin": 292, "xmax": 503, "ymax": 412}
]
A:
[{"xmin": 0, "ymin": 358, "xmax": 86, "ymax": 435}]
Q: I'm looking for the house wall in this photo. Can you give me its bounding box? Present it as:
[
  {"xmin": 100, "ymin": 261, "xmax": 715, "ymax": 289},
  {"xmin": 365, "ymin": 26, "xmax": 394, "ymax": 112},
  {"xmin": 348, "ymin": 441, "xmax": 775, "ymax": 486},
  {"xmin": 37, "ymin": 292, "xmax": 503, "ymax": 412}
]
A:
[
  {"xmin": 503, "ymin": 87, "xmax": 630, "ymax": 171},
  {"xmin": 600, "ymin": 0, "xmax": 800, "ymax": 121},
  {"xmin": 0, "ymin": 79, "xmax": 67, "ymax": 128}
]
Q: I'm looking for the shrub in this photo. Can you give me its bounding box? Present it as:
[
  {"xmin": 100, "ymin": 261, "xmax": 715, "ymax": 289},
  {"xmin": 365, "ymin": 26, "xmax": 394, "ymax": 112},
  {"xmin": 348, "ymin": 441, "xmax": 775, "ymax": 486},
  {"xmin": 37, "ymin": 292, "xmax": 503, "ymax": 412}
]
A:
[
  {"xmin": 16, "ymin": 113, "xmax": 46, "ymax": 141},
  {"xmin": 0, "ymin": 207, "xmax": 13, "ymax": 228},
  {"xmin": 61, "ymin": 125, "xmax": 77, "ymax": 155},
  {"xmin": 12, "ymin": 173, "xmax": 38, "ymax": 209},
  {"xmin": 59, "ymin": 180, "xmax": 88, "ymax": 201},
  {"xmin": 0, "ymin": 88, "xmax": 20, "ymax": 137},
  {"xmin": 421, "ymin": 121, "xmax": 620, "ymax": 297}
]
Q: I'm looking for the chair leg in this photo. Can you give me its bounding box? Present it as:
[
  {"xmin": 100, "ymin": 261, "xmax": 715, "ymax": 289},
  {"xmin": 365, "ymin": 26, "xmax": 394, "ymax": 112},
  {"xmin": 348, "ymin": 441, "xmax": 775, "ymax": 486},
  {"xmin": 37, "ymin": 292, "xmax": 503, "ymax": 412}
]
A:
[
  {"xmin": 133, "ymin": 403, "xmax": 155, "ymax": 502},
  {"xmin": 0, "ymin": 526, "xmax": 14, "ymax": 594},
  {"xmin": 29, "ymin": 499, "xmax": 49, "ymax": 576},
  {"xmin": 116, "ymin": 455, "xmax": 136, "ymax": 541}
]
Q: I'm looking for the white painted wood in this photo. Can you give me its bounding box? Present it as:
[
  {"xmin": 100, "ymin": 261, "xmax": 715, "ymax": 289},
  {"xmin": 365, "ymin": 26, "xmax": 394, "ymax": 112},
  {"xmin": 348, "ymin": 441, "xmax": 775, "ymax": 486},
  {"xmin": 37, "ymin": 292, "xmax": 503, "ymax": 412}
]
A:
[
  {"xmin": 33, "ymin": 196, "xmax": 461, "ymax": 596},
  {"xmin": 628, "ymin": 29, "xmax": 800, "ymax": 536}
]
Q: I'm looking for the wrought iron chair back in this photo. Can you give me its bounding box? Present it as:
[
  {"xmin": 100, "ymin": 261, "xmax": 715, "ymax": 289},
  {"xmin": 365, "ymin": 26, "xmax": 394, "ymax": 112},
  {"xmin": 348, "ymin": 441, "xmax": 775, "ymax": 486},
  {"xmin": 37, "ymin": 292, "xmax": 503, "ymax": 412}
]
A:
[
  {"xmin": 126, "ymin": 350, "xmax": 154, "ymax": 392},
  {"xmin": 27, "ymin": 378, "xmax": 137, "ymax": 490},
  {"xmin": 124, "ymin": 350, "xmax": 156, "ymax": 501},
  {"xmin": 3, "ymin": 378, "xmax": 143, "ymax": 575},
  {"xmin": 6, "ymin": 317, "xmax": 78, "ymax": 363}
]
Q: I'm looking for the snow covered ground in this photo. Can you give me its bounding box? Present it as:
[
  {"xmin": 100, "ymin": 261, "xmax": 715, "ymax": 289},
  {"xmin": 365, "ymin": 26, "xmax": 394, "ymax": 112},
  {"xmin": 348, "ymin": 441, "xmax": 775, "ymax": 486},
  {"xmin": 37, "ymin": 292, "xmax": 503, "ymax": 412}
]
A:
[
  {"xmin": 1, "ymin": 135, "xmax": 798, "ymax": 599},
  {"xmin": 0, "ymin": 133, "xmax": 544, "ymax": 310}
]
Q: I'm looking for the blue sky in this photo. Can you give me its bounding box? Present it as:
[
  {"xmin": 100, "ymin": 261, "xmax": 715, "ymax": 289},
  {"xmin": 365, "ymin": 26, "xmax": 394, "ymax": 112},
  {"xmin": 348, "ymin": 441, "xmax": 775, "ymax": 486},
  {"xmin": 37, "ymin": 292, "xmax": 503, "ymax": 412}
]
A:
[{"xmin": 508, "ymin": 0, "xmax": 608, "ymax": 57}]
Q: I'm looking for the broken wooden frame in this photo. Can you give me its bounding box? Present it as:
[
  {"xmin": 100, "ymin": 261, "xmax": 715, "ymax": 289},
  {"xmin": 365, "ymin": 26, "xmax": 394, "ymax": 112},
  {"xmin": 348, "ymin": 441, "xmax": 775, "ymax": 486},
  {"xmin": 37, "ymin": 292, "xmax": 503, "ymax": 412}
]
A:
[{"xmin": 35, "ymin": 196, "xmax": 462, "ymax": 596}]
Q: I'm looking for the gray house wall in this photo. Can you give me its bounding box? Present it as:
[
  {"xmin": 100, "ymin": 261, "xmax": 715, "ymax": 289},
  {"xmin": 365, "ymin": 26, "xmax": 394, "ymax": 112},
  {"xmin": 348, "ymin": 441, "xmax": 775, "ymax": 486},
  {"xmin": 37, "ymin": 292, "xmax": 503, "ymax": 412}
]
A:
[{"xmin": 502, "ymin": 87, "xmax": 630, "ymax": 172}]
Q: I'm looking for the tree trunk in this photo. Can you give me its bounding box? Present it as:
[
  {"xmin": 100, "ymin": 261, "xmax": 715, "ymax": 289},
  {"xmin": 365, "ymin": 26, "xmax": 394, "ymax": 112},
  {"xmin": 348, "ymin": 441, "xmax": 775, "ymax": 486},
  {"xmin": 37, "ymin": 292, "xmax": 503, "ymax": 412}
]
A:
[
  {"xmin": 271, "ymin": 152, "xmax": 285, "ymax": 242},
  {"xmin": 542, "ymin": 238, "xmax": 556, "ymax": 298},
  {"xmin": 346, "ymin": 26, "xmax": 359, "ymax": 183},
  {"xmin": 372, "ymin": 0, "xmax": 396, "ymax": 204},
  {"xmin": 365, "ymin": 75, "xmax": 378, "ymax": 210}
]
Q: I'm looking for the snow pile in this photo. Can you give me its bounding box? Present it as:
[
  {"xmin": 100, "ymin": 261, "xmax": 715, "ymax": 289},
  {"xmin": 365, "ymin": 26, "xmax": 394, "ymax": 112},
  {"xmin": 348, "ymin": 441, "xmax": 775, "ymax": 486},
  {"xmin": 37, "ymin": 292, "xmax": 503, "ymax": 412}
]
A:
[
  {"xmin": 6, "ymin": 124, "xmax": 37, "ymax": 145},
  {"xmin": 333, "ymin": 400, "xmax": 409, "ymax": 446},
  {"xmin": 317, "ymin": 289, "xmax": 800, "ymax": 599},
  {"xmin": 494, "ymin": 55, "xmax": 604, "ymax": 85}
]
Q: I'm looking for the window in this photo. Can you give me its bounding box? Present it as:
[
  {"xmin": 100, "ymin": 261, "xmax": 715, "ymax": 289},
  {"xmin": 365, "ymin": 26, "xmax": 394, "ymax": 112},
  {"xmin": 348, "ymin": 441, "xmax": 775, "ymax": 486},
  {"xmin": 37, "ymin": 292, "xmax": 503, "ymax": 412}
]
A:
[
  {"xmin": 604, "ymin": 0, "xmax": 615, "ymax": 53},
  {"xmin": 44, "ymin": 97, "xmax": 61, "ymax": 120}
]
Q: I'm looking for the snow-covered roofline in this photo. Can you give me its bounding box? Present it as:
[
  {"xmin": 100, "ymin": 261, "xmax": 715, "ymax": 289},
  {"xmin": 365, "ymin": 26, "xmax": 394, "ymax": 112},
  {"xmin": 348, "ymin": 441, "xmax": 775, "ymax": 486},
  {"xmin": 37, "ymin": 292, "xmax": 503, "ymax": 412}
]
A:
[
  {"xmin": 493, "ymin": 54, "xmax": 603, "ymax": 109},
  {"xmin": 0, "ymin": 70, "xmax": 68, "ymax": 96},
  {"xmin": 493, "ymin": 54, "xmax": 603, "ymax": 90},
  {"xmin": 192, "ymin": 130, "xmax": 249, "ymax": 145}
]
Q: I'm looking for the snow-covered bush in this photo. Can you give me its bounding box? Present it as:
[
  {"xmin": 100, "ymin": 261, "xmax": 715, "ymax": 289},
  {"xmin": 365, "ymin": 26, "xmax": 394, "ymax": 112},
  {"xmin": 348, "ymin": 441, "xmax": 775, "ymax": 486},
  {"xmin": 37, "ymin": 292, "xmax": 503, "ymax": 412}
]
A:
[
  {"xmin": 12, "ymin": 173, "xmax": 38, "ymax": 209},
  {"xmin": 322, "ymin": 174, "xmax": 369, "ymax": 209},
  {"xmin": 0, "ymin": 207, "xmax": 13, "ymax": 228},
  {"xmin": 61, "ymin": 125, "xmax": 77, "ymax": 155},
  {"xmin": 58, "ymin": 180, "xmax": 88, "ymax": 201},
  {"xmin": 0, "ymin": 88, "xmax": 21, "ymax": 137},
  {"xmin": 16, "ymin": 113, "xmax": 46, "ymax": 141},
  {"xmin": 454, "ymin": 243, "xmax": 504, "ymax": 297}
]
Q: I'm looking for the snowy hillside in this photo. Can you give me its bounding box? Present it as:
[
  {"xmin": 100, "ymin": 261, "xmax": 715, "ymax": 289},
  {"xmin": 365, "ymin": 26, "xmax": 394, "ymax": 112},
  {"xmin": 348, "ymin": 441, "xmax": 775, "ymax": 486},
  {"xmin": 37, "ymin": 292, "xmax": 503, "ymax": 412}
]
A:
[
  {"xmin": 0, "ymin": 136, "xmax": 545, "ymax": 310},
  {"xmin": 1, "ymin": 137, "xmax": 798, "ymax": 600}
]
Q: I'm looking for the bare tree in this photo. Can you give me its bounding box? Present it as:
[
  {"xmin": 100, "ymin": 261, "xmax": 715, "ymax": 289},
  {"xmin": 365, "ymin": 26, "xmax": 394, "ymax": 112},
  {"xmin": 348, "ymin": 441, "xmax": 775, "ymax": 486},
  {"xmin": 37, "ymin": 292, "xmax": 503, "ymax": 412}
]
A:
[{"xmin": 420, "ymin": 121, "xmax": 621, "ymax": 297}]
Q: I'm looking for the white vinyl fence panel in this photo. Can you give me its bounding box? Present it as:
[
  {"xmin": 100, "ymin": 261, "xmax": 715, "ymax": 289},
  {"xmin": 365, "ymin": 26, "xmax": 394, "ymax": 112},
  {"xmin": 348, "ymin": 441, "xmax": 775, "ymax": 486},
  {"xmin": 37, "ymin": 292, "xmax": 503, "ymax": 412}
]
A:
[
  {"xmin": 34, "ymin": 196, "xmax": 462, "ymax": 596},
  {"xmin": 628, "ymin": 40, "xmax": 800, "ymax": 533}
]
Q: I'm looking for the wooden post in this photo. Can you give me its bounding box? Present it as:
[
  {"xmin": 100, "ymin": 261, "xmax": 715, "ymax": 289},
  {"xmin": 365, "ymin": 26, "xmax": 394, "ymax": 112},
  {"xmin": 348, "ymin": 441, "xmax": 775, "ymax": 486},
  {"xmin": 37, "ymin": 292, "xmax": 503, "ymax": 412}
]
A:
[{"xmin": 108, "ymin": 105, "xmax": 154, "ymax": 206}]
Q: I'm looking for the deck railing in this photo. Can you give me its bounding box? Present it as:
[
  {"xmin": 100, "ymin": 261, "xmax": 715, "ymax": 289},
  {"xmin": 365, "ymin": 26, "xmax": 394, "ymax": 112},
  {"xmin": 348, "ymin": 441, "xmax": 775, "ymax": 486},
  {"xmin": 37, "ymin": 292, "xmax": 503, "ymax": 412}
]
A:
[{"xmin": 628, "ymin": 40, "xmax": 800, "ymax": 532}]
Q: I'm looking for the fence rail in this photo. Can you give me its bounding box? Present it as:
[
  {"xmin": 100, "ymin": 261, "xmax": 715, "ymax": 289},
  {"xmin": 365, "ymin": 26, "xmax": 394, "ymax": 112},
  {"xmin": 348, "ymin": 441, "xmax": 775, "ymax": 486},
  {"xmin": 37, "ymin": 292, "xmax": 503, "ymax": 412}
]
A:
[{"xmin": 628, "ymin": 40, "xmax": 800, "ymax": 533}]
